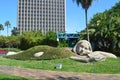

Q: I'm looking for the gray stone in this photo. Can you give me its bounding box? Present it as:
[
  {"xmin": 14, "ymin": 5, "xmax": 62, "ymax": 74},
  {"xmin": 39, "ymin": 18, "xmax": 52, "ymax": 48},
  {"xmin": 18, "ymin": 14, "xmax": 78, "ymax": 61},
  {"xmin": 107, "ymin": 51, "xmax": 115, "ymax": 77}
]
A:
[
  {"xmin": 73, "ymin": 40, "xmax": 92, "ymax": 55},
  {"xmin": 34, "ymin": 52, "xmax": 44, "ymax": 57}
]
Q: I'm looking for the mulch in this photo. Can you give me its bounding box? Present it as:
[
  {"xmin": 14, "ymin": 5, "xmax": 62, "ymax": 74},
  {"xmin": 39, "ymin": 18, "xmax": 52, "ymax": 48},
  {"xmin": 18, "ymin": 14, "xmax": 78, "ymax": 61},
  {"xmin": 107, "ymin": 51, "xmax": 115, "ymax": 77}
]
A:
[{"xmin": 0, "ymin": 65, "xmax": 120, "ymax": 80}]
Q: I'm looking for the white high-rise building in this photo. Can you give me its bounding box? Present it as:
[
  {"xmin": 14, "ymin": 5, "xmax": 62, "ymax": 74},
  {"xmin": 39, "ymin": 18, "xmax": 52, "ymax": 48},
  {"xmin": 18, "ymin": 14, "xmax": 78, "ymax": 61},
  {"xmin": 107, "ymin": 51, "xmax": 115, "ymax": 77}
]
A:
[{"xmin": 17, "ymin": 0, "xmax": 66, "ymax": 34}]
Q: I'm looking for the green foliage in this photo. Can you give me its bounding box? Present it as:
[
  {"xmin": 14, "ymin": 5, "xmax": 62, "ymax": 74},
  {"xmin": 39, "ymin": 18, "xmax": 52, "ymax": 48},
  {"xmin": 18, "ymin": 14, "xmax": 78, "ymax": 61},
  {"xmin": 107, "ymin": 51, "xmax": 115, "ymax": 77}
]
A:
[
  {"xmin": 19, "ymin": 30, "xmax": 44, "ymax": 50},
  {"xmin": 5, "ymin": 45, "xmax": 74, "ymax": 60},
  {"xmin": 19, "ymin": 31, "xmax": 58, "ymax": 50},
  {"xmin": 79, "ymin": 1, "xmax": 120, "ymax": 56},
  {"xmin": 42, "ymin": 31, "xmax": 58, "ymax": 47},
  {"xmin": 0, "ymin": 31, "xmax": 68, "ymax": 50},
  {"xmin": 58, "ymin": 39, "xmax": 69, "ymax": 47},
  {"xmin": 11, "ymin": 27, "xmax": 19, "ymax": 36},
  {"xmin": 0, "ymin": 24, "xmax": 4, "ymax": 31},
  {"xmin": 73, "ymin": 0, "xmax": 95, "ymax": 41},
  {"xmin": 6, "ymin": 36, "xmax": 21, "ymax": 48},
  {"xmin": 0, "ymin": 35, "xmax": 20, "ymax": 49},
  {"xmin": 5, "ymin": 21, "xmax": 11, "ymax": 36},
  {"xmin": 73, "ymin": 0, "xmax": 93, "ymax": 10},
  {"xmin": 0, "ymin": 36, "xmax": 7, "ymax": 48},
  {"xmin": 5, "ymin": 21, "xmax": 11, "ymax": 27}
]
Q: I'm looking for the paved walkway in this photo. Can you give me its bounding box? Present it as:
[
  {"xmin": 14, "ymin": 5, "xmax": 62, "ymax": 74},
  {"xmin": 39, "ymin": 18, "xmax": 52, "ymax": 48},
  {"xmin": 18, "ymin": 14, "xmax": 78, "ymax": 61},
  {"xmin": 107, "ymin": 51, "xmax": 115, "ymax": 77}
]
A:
[{"xmin": 0, "ymin": 65, "xmax": 120, "ymax": 80}]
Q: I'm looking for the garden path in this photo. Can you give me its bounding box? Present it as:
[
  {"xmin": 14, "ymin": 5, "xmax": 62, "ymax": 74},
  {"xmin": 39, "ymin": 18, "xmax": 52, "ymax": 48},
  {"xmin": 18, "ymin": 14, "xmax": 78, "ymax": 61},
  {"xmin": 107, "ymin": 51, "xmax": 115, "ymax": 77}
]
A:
[{"xmin": 0, "ymin": 65, "xmax": 120, "ymax": 80}]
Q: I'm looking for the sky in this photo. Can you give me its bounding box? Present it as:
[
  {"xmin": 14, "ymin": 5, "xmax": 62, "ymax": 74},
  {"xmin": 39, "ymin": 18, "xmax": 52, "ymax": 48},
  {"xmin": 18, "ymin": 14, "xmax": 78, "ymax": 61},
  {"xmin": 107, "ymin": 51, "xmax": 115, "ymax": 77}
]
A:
[{"xmin": 0, "ymin": 0, "xmax": 120, "ymax": 36}]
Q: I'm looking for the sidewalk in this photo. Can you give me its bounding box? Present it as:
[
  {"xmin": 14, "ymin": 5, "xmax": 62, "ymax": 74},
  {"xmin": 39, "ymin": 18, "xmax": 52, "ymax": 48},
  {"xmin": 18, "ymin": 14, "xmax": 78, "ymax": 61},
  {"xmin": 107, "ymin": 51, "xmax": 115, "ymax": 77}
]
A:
[{"xmin": 0, "ymin": 65, "xmax": 120, "ymax": 80}]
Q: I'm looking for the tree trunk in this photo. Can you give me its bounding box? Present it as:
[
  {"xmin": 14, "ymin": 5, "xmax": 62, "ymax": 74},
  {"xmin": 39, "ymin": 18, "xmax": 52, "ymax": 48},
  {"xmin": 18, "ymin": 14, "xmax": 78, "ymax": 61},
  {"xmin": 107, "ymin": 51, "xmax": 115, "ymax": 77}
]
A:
[
  {"xmin": 85, "ymin": 9, "xmax": 90, "ymax": 42},
  {"xmin": 7, "ymin": 26, "xmax": 8, "ymax": 36}
]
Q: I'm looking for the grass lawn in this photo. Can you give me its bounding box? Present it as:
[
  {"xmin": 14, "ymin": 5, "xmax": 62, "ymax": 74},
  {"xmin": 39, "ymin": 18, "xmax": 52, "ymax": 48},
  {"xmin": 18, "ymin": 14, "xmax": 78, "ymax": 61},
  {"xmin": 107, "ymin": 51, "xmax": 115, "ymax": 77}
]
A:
[
  {"xmin": 0, "ymin": 57, "xmax": 120, "ymax": 74},
  {"xmin": 0, "ymin": 74, "xmax": 35, "ymax": 80}
]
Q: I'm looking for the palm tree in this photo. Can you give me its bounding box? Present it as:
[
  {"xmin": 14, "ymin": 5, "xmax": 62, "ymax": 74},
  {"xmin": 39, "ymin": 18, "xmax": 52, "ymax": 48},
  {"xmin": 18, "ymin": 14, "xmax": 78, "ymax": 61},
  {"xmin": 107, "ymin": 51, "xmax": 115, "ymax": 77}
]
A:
[
  {"xmin": 73, "ymin": 0, "xmax": 93, "ymax": 42},
  {"xmin": 5, "ymin": 21, "xmax": 11, "ymax": 36},
  {"xmin": 11, "ymin": 27, "xmax": 19, "ymax": 35},
  {"xmin": 0, "ymin": 24, "xmax": 4, "ymax": 34}
]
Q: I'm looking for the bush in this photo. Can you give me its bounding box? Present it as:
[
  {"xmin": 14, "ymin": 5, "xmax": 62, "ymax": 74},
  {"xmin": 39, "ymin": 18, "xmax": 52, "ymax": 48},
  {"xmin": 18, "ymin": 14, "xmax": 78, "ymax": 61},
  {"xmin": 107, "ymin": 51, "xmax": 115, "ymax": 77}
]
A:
[
  {"xmin": 41, "ymin": 31, "xmax": 58, "ymax": 47},
  {"xmin": 58, "ymin": 39, "xmax": 68, "ymax": 47},
  {"xmin": 5, "ymin": 45, "xmax": 75, "ymax": 60},
  {"xmin": 19, "ymin": 31, "xmax": 58, "ymax": 50},
  {"xmin": 19, "ymin": 31, "xmax": 44, "ymax": 50}
]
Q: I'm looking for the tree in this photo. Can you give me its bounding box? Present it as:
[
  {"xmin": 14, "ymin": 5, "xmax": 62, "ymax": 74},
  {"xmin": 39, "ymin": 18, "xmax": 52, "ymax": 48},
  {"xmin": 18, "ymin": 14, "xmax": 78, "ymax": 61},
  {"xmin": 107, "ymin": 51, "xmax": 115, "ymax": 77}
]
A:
[
  {"xmin": 0, "ymin": 24, "xmax": 4, "ymax": 34},
  {"xmin": 73, "ymin": 0, "xmax": 94, "ymax": 42},
  {"xmin": 11, "ymin": 27, "xmax": 19, "ymax": 35},
  {"xmin": 5, "ymin": 21, "xmax": 11, "ymax": 36},
  {"xmin": 42, "ymin": 31, "xmax": 58, "ymax": 47},
  {"xmin": 83, "ymin": 1, "xmax": 120, "ymax": 56},
  {"xmin": 19, "ymin": 30, "xmax": 44, "ymax": 50}
]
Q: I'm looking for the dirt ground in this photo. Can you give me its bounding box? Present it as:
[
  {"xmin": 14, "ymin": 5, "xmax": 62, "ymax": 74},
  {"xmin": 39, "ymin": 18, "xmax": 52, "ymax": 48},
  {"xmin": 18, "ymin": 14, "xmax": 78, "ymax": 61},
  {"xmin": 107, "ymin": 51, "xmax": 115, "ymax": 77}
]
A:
[{"xmin": 0, "ymin": 65, "xmax": 120, "ymax": 80}]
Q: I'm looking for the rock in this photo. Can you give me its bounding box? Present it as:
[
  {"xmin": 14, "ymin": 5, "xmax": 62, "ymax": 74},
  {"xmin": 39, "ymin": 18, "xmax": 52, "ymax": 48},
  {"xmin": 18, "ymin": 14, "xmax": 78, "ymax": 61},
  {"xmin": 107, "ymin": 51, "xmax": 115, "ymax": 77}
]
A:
[
  {"xmin": 94, "ymin": 51, "xmax": 117, "ymax": 59},
  {"xmin": 6, "ymin": 51, "xmax": 18, "ymax": 56},
  {"xmin": 73, "ymin": 40, "xmax": 92, "ymax": 55},
  {"xmin": 34, "ymin": 52, "xmax": 44, "ymax": 57}
]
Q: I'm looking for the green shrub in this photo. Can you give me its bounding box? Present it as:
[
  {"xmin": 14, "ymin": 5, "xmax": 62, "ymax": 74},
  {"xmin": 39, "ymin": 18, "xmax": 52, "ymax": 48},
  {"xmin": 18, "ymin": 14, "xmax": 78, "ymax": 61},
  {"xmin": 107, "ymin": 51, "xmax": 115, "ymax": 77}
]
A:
[
  {"xmin": 41, "ymin": 31, "xmax": 58, "ymax": 47},
  {"xmin": 19, "ymin": 31, "xmax": 44, "ymax": 50},
  {"xmin": 5, "ymin": 45, "xmax": 75, "ymax": 60},
  {"xmin": 58, "ymin": 39, "xmax": 68, "ymax": 47},
  {"xmin": 8, "ymin": 48, "xmax": 21, "ymax": 52}
]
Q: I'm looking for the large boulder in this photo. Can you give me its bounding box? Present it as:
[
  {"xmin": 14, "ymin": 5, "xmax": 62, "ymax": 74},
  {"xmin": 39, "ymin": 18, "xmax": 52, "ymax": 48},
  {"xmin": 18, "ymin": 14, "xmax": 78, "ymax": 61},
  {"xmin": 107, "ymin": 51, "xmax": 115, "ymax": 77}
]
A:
[{"xmin": 73, "ymin": 40, "xmax": 92, "ymax": 55}]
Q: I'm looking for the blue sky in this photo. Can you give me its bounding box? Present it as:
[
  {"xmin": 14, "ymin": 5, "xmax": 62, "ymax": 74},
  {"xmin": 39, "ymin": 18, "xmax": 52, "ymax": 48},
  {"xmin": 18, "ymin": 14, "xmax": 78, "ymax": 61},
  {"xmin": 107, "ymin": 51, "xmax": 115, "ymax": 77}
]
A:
[{"xmin": 0, "ymin": 0, "xmax": 119, "ymax": 36}]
